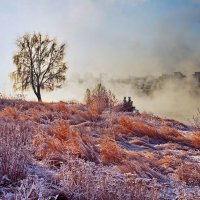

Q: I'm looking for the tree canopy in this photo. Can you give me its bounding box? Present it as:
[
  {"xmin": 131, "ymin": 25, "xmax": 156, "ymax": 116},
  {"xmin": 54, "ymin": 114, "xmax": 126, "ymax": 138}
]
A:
[{"xmin": 11, "ymin": 33, "xmax": 67, "ymax": 101}]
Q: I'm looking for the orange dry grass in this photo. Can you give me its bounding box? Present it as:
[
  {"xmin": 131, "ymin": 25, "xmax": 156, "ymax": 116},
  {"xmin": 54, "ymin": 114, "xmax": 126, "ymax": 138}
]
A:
[
  {"xmin": 117, "ymin": 116, "xmax": 133, "ymax": 134},
  {"xmin": 81, "ymin": 134, "xmax": 95, "ymax": 144},
  {"xmin": 0, "ymin": 107, "xmax": 18, "ymax": 119},
  {"xmin": 19, "ymin": 113, "xmax": 29, "ymax": 121},
  {"xmin": 143, "ymin": 152, "xmax": 157, "ymax": 161},
  {"xmin": 117, "ymin": 115, "xmax": 160, "ymax": 138},
  {"xmin": 190, "ymin": 131, "xmax": 200, "ymax": 148},
  {"xmin": 45, "ymin": 137, "xmax": 64, "ymax": 152},
  {"xmin": 87, "ymin": 100, "xmax": 100, "ymax": 120},
  {"xmin": 160, "ymin": 126, "xmax": 192, "ymax": 146},
  {"xmin": 157, "ymin": 155, "xmax": 171, "ymax": 166},
  {"xmin": 157, "ymin": 155, "xmax": 182, "ymax": 170},
  {"xmin": 99, "ymin": 137, "xmax": 126, "ymax": 165},
  {"xmin": 49, "ymin": 120, "xmax": 71, "ymax": 140},
  {"xmin": 113, "ymin": 124, "xmax": 124, "ymax": 137},
  {"xmin": 77, "ymin": 111, "xmax": 90, "ymax": 121},
  {"xmin": 176, "ymin": 163, "xmax": 200, "ymax": 186},
  {"xmin": 160, "ymin": 126, "xmax": 182, "ymax": 138},
  {"xmin": 35, "ymin": 137, "xmax": 65, "ymax": 159},
  {"xmin": 157, "ymin": 155, "xmax": 173, "ymax": 169},
  {"xmin": 51, "ymin": 102, "xmax": 69, "ymax": 113},
  {"xmin": 118, "ymin": 151, "xmax": 145, "ymax": 174},
  {"xmin": 28, "ymin": 108, "xmax": 40, "ymax": 121},
  {"xmin": 33, "ymin": 134, "xmax": 43, "ymax": 146},
  {"xmin": 0, "ymin": 107, "xmax": 30, "ymax": 121},
  {"xmin": 34, "ymin": 120, "xmax": 86, "ymax": 159},
  {"xmin": 131, "ymin": 121, "xmax": 160, "ymax": 138},
  {"xmin": 117, "ymin": 116, "xmax": 192, "ymax": 145},
  {"xmin": 118, "ymin": 160, "xmax": 142, "ymax": 174}
]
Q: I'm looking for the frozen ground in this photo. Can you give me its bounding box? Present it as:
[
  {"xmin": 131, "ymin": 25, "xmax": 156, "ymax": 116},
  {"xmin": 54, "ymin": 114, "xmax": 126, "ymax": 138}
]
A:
[{"xmin": 0, "ymin": 99, "xmax": 199, "ymax": 199}]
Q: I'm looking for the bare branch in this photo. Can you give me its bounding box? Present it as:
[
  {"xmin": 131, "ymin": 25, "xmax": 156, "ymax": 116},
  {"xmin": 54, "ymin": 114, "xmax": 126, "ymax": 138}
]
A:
[{"xmin": 11, "ymin": 33, "xmax": 67, "ymax": 101}]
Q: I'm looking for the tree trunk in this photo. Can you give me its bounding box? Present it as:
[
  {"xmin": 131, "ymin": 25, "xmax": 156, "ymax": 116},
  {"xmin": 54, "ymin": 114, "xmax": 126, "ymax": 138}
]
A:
[
  {"xmin": 37, "ymin": 86, "xmax": 42, "ymax": 102},
  {"xmin": 37, "ymin": 94, "xmax": 42, "ymax": 102}
]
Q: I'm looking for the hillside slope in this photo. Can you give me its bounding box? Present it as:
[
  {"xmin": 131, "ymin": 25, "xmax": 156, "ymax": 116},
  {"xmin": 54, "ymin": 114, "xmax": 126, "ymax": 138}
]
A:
[{"xmin": 0, "ymin": 99, "xmax": 199, "ymax": 199}]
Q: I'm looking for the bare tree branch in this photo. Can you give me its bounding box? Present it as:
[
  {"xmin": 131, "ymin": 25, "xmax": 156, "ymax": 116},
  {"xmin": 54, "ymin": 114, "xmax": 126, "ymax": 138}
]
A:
[{"xmin": 11, "ymin": 33, "xmax": 67, "ymax": 101}]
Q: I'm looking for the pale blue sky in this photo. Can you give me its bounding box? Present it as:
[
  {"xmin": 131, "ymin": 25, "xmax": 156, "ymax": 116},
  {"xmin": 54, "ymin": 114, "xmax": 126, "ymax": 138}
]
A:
[{"xmin": 0, "ymin": 0, "xmax": 200, "ymax": 100}]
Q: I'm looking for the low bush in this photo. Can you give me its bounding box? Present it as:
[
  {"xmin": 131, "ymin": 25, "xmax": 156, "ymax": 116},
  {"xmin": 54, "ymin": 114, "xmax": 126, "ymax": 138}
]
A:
[{"xmin": 85, "ymin": 84, "xmax": 116, "ymax": 119}]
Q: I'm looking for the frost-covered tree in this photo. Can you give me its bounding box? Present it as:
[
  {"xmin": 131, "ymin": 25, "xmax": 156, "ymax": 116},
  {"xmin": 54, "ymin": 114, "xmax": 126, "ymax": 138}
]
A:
[{"xmin": 11, "ymin": 33, "xmax": 67, "ymax": 101}]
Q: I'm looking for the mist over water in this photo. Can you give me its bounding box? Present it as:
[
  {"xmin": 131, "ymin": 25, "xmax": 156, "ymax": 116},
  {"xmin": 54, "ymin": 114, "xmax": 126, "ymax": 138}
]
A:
[{"xmin": 54, "ymin": 72, "xmax": 200, "ymax": 124}]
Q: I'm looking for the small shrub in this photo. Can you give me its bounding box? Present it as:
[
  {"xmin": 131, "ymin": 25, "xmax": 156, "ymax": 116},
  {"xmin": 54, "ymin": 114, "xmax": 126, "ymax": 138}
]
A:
[{"xmin": 85, "ymin": 84, "xmax": 116, "ymax": 118}]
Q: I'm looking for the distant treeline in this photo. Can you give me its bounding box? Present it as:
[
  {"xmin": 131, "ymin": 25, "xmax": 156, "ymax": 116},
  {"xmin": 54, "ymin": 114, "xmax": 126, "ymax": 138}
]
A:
[
  {"xmin": 72, "ymin": 72, "xmax": 200, "ymax": 97},
  {"xmin": 110, "ymin": 72, "xmax": 200, "ymax": 96}
]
